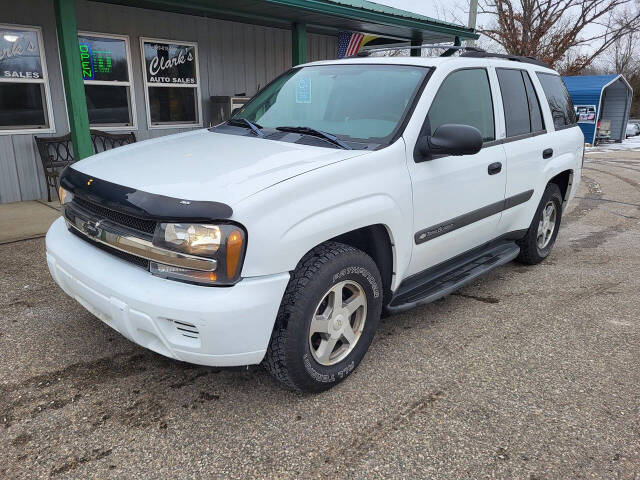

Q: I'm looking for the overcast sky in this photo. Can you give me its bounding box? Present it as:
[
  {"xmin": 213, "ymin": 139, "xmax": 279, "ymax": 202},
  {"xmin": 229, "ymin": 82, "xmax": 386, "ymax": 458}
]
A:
[
  {"xmin": 371, "ymin": 0, "xmax": 604, "ymax": 59},
  {"xmin": 373, "ymin": 0, "xmax": 468, "ymax": 24}
]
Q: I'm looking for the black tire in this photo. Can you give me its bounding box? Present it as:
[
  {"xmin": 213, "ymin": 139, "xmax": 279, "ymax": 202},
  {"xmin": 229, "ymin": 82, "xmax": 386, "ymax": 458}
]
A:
[
  {"xmin": 516, "ymin": 182, "xmax": 563, "ymax": 265},
  {"xmin": 264, "ymin": 241, "xmax": 383, "ymax": 393}
]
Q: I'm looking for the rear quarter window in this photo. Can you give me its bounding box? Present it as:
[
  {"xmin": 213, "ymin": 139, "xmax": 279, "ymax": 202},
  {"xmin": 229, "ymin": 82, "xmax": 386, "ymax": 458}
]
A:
[{"xmin": 536, "ymin": 73, "xmax": 577, "ymax": 130}]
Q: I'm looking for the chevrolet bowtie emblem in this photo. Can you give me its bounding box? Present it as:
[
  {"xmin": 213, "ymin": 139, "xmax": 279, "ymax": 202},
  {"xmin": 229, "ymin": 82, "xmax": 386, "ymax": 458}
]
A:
[
  {"xmin": 82, "ymin": 220, "xmax": 101, "ymax": 238},
  {"xmin": 87, "ymin": 178, "xmax": 94, "ymax": 186}
]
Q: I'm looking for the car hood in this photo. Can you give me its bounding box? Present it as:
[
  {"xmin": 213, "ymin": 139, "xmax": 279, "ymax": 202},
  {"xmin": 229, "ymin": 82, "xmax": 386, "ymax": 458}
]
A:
[{"xmin": 72, "ymin": 129, "xmax": 368, "ymax": 206}]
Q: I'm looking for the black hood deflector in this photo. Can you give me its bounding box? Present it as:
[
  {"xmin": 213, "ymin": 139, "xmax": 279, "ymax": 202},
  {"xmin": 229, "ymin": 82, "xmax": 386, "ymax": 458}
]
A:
[{"xmin": 60, "ymin": 167, "xmax": 233, "ymax": 222}]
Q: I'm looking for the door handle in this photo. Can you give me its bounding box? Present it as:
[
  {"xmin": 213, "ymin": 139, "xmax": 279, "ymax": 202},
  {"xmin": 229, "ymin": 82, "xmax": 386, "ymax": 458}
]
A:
[
  {"xmin": 543, "ymin": 148, "xmax": 553, "ymax": 159},
  {"xmin": 487, "ymin": 162, "xmax": 502, "ymax": 175}
]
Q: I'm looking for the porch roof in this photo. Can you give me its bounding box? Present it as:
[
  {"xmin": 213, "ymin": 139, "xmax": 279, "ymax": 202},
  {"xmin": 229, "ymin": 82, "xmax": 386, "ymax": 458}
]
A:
[{"xmin": 95, "ymin": 0, "xmax": 478, "ymax": 43}]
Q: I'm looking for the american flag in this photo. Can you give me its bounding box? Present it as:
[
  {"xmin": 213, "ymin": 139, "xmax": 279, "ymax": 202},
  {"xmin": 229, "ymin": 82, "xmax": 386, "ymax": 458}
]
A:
[{"xmin": 337, "ymin": 31, "xmax": 365, "ymax": 58}]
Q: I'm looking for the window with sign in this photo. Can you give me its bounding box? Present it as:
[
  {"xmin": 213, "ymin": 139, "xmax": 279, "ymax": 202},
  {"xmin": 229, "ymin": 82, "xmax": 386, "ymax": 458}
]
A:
[
  {"xmin": 140, "ymin": 38, "xmax": 201, "ymax": 127},
  {"xmin": 0, "ymin": 24, "xmax": 54, "ymax": 133},
  {"xmin": 78, "ymin": 33, "xmax": 135, "ymax": 128}
]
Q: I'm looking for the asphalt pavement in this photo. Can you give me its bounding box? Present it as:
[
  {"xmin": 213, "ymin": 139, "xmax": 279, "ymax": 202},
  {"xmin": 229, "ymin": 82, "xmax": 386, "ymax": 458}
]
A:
[{"xmin": 1, "ymin": 149, "xmax": 639, "ymax": 479}]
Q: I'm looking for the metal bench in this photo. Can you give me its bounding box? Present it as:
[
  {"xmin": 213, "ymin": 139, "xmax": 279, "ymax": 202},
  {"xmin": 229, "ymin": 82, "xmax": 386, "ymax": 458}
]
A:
[{"xmin": 35, "ymin": 130, "xmax": 136, "ymax": 201}]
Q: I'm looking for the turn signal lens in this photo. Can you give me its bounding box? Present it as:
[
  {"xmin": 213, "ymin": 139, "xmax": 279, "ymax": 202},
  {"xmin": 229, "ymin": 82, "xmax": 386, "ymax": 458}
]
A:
[
  {"xmin": 58, "ymin": 186, "xmax": 73, "ymax": 205},
  {"xmin": 226, "ymin": 230, "xmax": 243, "ymax": 278}
]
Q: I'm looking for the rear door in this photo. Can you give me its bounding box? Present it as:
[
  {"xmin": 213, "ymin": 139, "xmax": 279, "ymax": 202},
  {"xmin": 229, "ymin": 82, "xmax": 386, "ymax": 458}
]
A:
[
  {"xmin": 405, "ymin": 67, "xmax": 507, "ymax": 277},
  {"xmin": 495, "ymin": 68, "xmax": 549, "ymax": 234}
]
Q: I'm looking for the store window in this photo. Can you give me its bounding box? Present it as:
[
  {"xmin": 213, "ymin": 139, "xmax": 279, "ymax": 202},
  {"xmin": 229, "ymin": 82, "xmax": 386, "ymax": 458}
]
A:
[
  {"xmin": 140, "ymin": 38, "xmax": 201, "ymax": 127},
  {"xmin": 78, "ymin": 33, "xmax": 135, "ymax": 128},
  {"xmin": 0, "ymin": 24, "xmax": 54, "ymax": 133}
]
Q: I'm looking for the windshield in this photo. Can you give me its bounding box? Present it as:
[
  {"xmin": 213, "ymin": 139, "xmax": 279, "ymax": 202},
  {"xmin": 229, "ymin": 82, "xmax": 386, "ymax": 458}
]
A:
[{"xmin": 233, "ymin": 64, "xmax": 430, "ymax": 144}]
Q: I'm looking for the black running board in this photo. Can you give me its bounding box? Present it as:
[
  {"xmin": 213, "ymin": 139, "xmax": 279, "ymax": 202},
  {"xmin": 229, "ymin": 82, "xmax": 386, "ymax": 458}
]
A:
[{"xmin": 387, "ymin": 241, "xmax": 520, "ymax": 313}]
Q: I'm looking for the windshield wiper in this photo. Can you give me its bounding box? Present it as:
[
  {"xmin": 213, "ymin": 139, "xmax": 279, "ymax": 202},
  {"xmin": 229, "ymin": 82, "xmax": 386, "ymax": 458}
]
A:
[
  {"xmin": 227, "ymin": 118, "xmax": 264, "ymax": 137},
  {"xmin": 275, "ymin": 126, "xmax": 351, "ymax": 150}
]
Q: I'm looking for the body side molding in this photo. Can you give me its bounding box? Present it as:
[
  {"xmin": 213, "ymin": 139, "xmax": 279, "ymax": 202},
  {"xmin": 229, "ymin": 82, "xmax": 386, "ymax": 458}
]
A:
[{"xmin": 414, "ymin": 189, "xmax": 534, "ymax": 244}]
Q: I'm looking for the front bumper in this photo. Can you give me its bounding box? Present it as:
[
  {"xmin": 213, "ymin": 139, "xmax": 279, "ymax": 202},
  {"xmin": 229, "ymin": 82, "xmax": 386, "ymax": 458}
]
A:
[{"xmin": 46, "ymin": 217, "xmax": 289, "ymax": 366}]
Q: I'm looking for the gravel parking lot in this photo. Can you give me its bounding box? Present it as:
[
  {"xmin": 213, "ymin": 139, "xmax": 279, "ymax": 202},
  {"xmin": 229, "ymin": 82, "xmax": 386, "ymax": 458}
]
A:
[{"xmin": 1, "ymin": 149, "xmax": 639, "ymax": 479}]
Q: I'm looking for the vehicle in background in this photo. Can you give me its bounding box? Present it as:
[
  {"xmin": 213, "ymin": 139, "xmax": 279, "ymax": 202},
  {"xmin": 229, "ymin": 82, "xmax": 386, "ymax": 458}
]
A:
[{"xmin": 626, "ymin": 122, "xmax": 640, "ymax": 137}]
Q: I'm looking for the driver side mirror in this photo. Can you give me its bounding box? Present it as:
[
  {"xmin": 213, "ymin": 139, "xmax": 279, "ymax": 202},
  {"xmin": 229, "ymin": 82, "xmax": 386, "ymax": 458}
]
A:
[{"xmin": 416, "ymin": 124, "xmax": 483, "ymax": 160}]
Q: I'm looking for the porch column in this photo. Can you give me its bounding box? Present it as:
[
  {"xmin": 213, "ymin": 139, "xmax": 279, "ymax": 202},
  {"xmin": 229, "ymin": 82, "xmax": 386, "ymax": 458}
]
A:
[
  {"xmin": 292, "ymin": 23, "xmax": 307, "ymax": 66},
  {"xmin": 410, "ymin": 38, "xmax": 422, "ymax": 57},
  {"xmin": 54, "ymin": 0, "xmax": 93, "ymax": 160}
]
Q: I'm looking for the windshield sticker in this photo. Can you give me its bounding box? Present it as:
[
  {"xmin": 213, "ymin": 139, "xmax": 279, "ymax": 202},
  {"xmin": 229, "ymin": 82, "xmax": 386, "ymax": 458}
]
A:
[{"xmin": 295, "ymin": 77, "xmax": 311, "ymax": 104}]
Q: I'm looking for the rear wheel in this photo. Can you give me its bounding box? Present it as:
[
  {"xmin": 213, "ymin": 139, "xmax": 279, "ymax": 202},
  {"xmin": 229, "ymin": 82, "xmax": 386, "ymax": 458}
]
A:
[
  {"xmin": 264, "ymin": 242, "xmax": 383, "ymax": 392},
  {"xmin": 516, "ymin": 183, "xmax": 563, "ymax": 265}
]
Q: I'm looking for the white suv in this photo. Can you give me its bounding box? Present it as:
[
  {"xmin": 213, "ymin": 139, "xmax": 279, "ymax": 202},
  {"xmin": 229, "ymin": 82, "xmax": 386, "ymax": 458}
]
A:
[{"xmin": 47, "ymin": 52, "xmax": 584, "ymax": 392}]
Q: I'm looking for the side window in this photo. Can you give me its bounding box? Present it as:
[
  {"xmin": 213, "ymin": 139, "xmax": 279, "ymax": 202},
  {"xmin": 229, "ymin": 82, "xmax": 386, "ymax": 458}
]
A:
[
  {"xmin": 497, "ymin": 69, "xmax": 546, "ymax": 137},
  {"xmin": 523, "ymin": 72, "xmax": 544, "ymax": 132},
  {"xmin": 427, "ymin": 68, "xmax": 495, "ymax": 142},
  {"xmin": 536, "ymin": 72, "xmax": 577, "ymax": 129}
]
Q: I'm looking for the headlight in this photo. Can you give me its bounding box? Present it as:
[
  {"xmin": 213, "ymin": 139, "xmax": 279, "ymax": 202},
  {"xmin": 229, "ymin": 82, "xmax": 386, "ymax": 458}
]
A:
[
  {"xmin": 58, "ymin": 186, "xmax": 73, "ymax": 205},
  {"xmin": 160, "ymin": 223, "xmax": 221, "ymax": 257},
  {"xmin": 151, "ymin": 223, "xmax": 246, "ymax": 285}
]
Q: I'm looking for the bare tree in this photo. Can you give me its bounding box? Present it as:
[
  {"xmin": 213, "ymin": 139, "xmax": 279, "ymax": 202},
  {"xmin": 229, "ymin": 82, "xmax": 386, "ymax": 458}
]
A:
[
  {"xmin": 479, "ymin": 0, "xmax": 640, "ymax": 74},
  {"xmin": 610, "ymin": 30, "xmax": 639, "ymax": 75},
  {"xmin": 605, "ymin": 30, "xmax": 640, "ymax": 116}
]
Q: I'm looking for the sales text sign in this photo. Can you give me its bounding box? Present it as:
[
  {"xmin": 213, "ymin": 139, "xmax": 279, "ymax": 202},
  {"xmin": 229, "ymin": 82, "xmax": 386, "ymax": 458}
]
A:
[
  {"xmin": 143, "ymin": 41, "xmax": 197, "ymax": 85},
  {"xmin": 0, "ymin": 28, "xmax": 43, "ymax": 80}
]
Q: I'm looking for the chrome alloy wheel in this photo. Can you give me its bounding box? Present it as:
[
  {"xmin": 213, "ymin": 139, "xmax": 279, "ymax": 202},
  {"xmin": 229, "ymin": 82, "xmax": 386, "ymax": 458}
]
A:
[
  {"xmin": 537, "ymin": 201, "xmax": 557, "ymax": 249},
  {"xmin": 308, "ymin": 280, "xmax": 367, "ymax": 366}
]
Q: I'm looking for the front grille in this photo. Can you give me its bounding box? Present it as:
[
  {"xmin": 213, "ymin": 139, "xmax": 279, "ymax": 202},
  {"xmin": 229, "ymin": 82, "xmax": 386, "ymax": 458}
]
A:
[
  {"xmin": 73, "ymin": 196, "xmax": 157, "ymax": 235},
  {"xmin": 69, "ymin": 227, "xmax": 150, "ymax": 270}
]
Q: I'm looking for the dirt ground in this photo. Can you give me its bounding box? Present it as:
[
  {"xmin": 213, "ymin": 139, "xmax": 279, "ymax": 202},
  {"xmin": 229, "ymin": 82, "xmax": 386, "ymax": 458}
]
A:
[{"xmin": 1, "ymin": 149, "xmax": 639, "ymax": 479}]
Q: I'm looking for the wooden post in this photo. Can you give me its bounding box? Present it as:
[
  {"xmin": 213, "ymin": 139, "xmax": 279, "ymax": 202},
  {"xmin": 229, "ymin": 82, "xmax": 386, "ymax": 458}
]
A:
[{"xmin": 54, "ymin": 0, "xmax": 93, "ymax": 160}]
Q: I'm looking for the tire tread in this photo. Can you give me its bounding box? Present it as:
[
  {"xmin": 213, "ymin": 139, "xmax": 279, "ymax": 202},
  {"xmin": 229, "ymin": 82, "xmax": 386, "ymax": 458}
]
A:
[
  {"xmin": 264, "ymin": 242, "xmax": 359, "ymax": 391},
  {"xmin": 516, "ymin": 182, "xmax": 562, "ymax": 265}
]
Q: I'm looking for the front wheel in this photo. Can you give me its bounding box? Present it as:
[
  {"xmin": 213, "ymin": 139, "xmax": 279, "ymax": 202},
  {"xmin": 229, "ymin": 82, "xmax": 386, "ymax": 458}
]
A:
[
  {"xmin": 516, "ymin": 183, "xmax": 563, "ymax": 265},
  {"xmin": 264, "ymin": 242, "xmax": 383, "ymax": 392}
]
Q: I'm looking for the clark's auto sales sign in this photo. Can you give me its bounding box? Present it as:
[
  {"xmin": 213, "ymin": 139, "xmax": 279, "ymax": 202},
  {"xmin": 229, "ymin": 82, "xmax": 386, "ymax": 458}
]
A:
[
  {"xmin": 0, "ymin": 28, "xmax": 43, "ymax": 80},
  {"xmin": 143, "ymin": 41, "xmax": 196, "ymax": 84}
]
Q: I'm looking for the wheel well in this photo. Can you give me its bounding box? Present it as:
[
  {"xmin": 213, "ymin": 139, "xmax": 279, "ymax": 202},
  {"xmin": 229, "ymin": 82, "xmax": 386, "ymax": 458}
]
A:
[
  {"xmin": 549, "ymin": 170, "xmax": 573, "ymax": 206},
  {"xmin": 331, "ymin": 225, "xmax": 394, "ymax": 306}
]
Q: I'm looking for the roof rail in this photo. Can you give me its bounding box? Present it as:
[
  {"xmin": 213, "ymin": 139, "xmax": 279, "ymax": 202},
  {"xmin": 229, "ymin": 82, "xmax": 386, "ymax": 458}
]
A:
[
  {"xmin": 350, "ymin": 44, "xmax": 550, "ymax": 68},
  {"xmin": 353, "ymin": 44, "xmax": 485, "ymax": 57},
  {"xmin": 459, "ymin": 50, "xmax": 550, "ymax": 68}
]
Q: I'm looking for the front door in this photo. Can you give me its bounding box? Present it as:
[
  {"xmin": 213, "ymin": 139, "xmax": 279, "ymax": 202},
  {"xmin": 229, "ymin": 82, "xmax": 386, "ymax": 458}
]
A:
[{"xmin": 406, "ymin": 67, "xmax": 507, "ymax": 277}]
